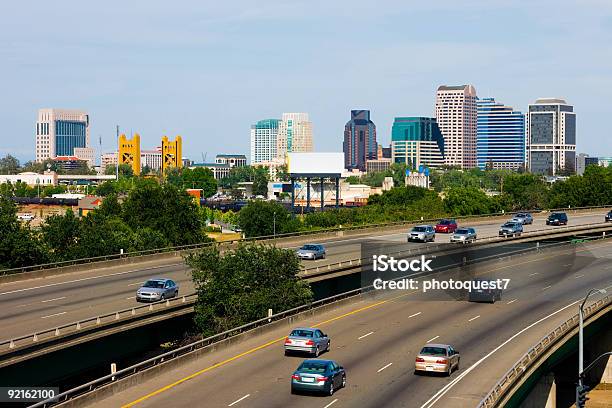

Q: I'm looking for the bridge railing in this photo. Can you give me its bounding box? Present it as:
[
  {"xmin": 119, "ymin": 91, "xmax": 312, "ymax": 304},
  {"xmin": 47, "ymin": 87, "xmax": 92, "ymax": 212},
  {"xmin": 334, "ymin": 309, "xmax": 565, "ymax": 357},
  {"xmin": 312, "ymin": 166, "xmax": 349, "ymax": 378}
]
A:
[
  {"xmin": 3, "ymin": 205, "xmax": 610, "ymax": 277},
  {"xmin": 478, "ymin": 294, "xmax": 612, "ymax": 408}
]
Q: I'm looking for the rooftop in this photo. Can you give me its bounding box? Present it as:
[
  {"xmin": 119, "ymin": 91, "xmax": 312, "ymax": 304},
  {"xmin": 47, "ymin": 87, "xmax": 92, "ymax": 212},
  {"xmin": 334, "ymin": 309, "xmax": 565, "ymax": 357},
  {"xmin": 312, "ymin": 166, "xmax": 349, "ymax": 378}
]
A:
[{"xmin": 534, "ymin": 98, "xmax": 568, "ymax": 105}]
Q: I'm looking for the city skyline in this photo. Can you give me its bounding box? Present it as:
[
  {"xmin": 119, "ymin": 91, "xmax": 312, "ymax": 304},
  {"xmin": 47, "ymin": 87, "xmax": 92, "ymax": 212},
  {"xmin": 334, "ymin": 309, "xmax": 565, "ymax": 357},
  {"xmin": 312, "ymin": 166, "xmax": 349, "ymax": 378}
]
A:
[{"xmin": 2, "ymin": 1, "xmax": 612, "ymax": 162}]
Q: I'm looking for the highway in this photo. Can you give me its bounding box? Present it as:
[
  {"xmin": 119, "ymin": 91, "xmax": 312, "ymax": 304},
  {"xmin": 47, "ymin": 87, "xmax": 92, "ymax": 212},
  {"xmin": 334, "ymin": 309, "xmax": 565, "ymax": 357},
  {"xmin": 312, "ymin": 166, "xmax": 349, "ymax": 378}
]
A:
[
  {"xmin": 0, "ymin": 212, "xmax": 607, "ymax": 345},
  {"xmin": 86, "ymin": 238, "xmax": 612, "ymax": 408}
]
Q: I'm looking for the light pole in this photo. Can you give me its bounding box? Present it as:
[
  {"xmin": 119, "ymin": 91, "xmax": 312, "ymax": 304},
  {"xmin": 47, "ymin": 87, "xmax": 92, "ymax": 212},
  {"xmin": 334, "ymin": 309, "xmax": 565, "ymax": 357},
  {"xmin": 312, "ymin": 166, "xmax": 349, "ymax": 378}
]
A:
[{"xmin": 577, "ymin": 287, "xmax": 606, "ymax": 407}]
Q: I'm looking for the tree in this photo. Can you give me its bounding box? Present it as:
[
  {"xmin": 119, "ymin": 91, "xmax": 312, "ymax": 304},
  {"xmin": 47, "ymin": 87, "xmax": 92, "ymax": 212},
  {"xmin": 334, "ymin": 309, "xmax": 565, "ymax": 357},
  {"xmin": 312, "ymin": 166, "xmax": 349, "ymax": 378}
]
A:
[
  {"xmin": 181, "ymin": 167, "xmax": 218, "ymax": 197},
  {"xmin": 0, "ymin": 155, "xmax": 21, "ymax": 175},
  {"xmin": 252, "ymin": 166, "xmax": 269, "ymax": 197},
  {"xmin": 105, "ymin": 164, "xmax": 134, "ymax": 178},
  {"xmin": 237, "ymin": 200, "xmax": 299, "ymax": 237},
  {"xmin": 187, "ymin": 243, "xmax": 313, "ymax": 336},
  {"xmin": 21, "ymin": 161, "xmax": 45, "ymax": 174},
  {"xmin": 502, "ymin": 174, "xmax": 548, "ymax": 210},
  {"xmin": 444, "ymin": 187, "xmax": 495, "ymax": 216},
  {"xmin": 95, "ymin": 181, "xmax": 117, "ymax": 196},
  {"xmin": 40, "ymin": 209, "xmax": 81, "ymax": 261}
]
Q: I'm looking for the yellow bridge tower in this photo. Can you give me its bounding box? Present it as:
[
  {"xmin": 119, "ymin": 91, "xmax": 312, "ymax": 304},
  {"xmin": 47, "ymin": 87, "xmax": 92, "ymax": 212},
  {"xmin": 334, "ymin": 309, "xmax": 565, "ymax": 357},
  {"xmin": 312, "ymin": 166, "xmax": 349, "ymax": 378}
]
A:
[{"xmin": 118, "ymin": 133, "xmax": 141, "ymax": 176}]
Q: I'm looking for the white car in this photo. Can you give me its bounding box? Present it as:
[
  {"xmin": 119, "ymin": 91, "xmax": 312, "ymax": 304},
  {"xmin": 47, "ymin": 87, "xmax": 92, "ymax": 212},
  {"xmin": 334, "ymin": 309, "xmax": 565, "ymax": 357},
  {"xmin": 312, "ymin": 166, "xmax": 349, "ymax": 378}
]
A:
[{"xmin": 17, "ymin": 213, "xmax": 35, "ymax": 221}]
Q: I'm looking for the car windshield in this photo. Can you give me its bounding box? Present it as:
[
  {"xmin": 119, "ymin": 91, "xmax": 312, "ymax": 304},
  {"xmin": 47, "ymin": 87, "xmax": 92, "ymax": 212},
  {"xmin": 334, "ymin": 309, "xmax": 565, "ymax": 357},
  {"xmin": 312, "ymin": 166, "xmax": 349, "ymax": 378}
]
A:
[
  {"xmin": 413, "ymin": 227, "xmax": 426, "ymax": 232},
  {"xmin": 298, "ymin": 361, "xmax": 329, "ymax": 373},
  {"xmin": 290, "ymin": 329, "xmax": 314, "ymax": 337},
  {"xmin": 550, "ymin": 213, "xmax": 563, "ymax": 218},
  {"xmin": 142, "ymin": 280, "xmax": 165, "ymax": 288},
  {"xmin": 455, "ymin": 229, "xmax": 469, "ymax": 234},
  {"xmin": 439, "ymin": 220, "xmax": 452, "ymax": 225},
  {"xmin": 301, "ymin": 245, "xmax": 318, "ymax": 251},
  {"xmin": 503, "ymin": 223, "xmax": 515, "ymax": 227},
  {"xmin": 420, "ymin": 347, "xmax": 447, "ymax": 356}
]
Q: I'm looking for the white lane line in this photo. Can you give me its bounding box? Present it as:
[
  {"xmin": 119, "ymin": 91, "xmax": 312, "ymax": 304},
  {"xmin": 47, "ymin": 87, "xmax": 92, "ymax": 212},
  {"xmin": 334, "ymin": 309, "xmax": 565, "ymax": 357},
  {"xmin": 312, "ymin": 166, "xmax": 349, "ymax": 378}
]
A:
[
  {"xmin": 127, "ymin": 282, "xmax": 143, "ymax": 286},
  {"xmin": 227, "ymin": 394, "xmax": 250, "ymax": 407},
  {"xmin": 358, "ymin": 331, "xmax": 374, "ymax": 340},
  {"xmin": 419, "ymin": 288, "xmax": 612, "ymax": 408},
  {"xmin": 542, "ymin": 285, "xmax": 552, "ymax": 290},
  {"xmin": 377, "ymin": 362, "xmax": 393, "ymax": 373},
  {"xmin": 41, "ymin": 312, "xmax": 66, "ymax": 319},
  {"xmin": 563, "ymin": 263, "xmax": 572, "ymax": 267},
  {"xmin": 528, "ymin": 272, "xmax": 539, "ymax": 277},
  {"xmin": 427, "ymin": 335, "xmax": 440, "ymax": 343},
  {"xmin": 605, "ymin": 265, "xmax": 612, "ymax": 269},
  {"xmin": 323, "ymin": 398, "xmax": 339, "ymax": 408},
  {"xmin": 41, "ymin": 296, "xmax": 66, "ymax": 303},
  {"xmin": 126, "ymin": 296, "xmax": 136, "ymax": 300},
  {"xmin": 409, "ymin": 312, "xmax": 422, "ymax": 318},
  {"xmin": 574, "ymin": 274, "xmax": 585, "ymax": 279},
  {"xmin": 0, "ymin": 263, "xmax": 185, "ymax": 297},
  {"xmin": 468, "ymin": 315, "xmax": 480, "ymax": 322},
  {"xmin": 506, "ymin": 299, "xmax": 517, "ymax": 304}
]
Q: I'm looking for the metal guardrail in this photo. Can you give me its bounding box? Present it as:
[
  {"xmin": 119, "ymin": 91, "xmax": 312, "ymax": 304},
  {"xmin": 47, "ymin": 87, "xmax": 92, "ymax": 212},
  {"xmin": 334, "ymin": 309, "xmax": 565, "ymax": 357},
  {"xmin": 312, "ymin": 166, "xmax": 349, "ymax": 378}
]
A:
[
  {"xmin": 0, "ymin": 294, "xmax": 197, "ymax": 355},
  {"xmin": 478, "ymin": 295, "xmax": 612, "ymax": 408},
  {"xmin": 3, "ymin": 205, "xmax": 611, "ymax": 277}
]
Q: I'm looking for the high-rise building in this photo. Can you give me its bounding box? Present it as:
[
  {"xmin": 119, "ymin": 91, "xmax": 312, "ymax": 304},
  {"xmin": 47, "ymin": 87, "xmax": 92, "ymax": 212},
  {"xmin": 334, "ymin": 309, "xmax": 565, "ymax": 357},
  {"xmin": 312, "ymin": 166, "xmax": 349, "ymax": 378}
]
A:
[
  {"xmin": 100, "ymin": 152, "xmax": 118, "ymax": 174},
  {"xmin": 576, "ymin": 153, "xmax": 599, "ymax": 176},
  {"xmin": 277, "ymin": 113, "xmax": 314, "ymax": 159},
  {"xmin": 343, "ymin": 110, "xmax": 377, "ymax": 171},
  {"xmin": 476, "ymin": 97, "xmax": 525, "ymax": 170},
  {"xmin": 526, "ymin": 98, "xmax": 576, "ymax": 175},
  {"xmin": 35, "ymin": 109, "xmax": 90, "ymax": 163},
  {"xmin": 250, "ymin": 119, "xmax": 280, "ymax": 164},
  {"xmin": 391, "ymin": 117, "xmax": 445, "ymax": 169},
  {"xmin": 435, "ymin": 85, "xmax": 477, "ymax": 169}
]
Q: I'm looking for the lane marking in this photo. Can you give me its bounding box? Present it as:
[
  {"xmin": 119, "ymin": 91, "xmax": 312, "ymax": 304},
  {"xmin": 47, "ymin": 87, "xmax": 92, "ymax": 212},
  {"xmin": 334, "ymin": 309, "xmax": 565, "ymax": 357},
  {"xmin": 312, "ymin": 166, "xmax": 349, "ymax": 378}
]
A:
[
  {"xmin": 409, "ymin": 312, "xmax": 422, "ymax": 318},
  {"xmin": 227, "ymin": 394, "xmax": 250, "ymax": 407},
  {"xmin": 41, "ymin": 312, "xmax": 66, "ymax": 319},
  {"xmin": 562, "ymin": 263, "xmax": 572, "ymax": 267},
  {"xmin": 427, "ymin": 335, "xmax": 440, "ymax": 343},
  {"xmin": 542, "ymin": 285, "xmax": 552, "ymax": 290},
  {"xmin": 0, "ymin": 263, "xmax": 186, "ymax": 297},
  {"xmin": 377, "ymin": 362, "xmax": 393, "ymax": 373},
  {"xmin": 574, "ymin": 274, "xmax": 585, "ymax": 279},
  {"xmin": 506, "ymin": 299, "xmax": 517, "ymax": 304},
  {"xmin": 358, "ymin": 331, "xmax": 374, "ymax": 340},
  {"xmin": 419, "ymin": 286, "xmax": 612, "ymax": 408},
  {"xmin": 528, "ymin": 272, "xmax": 539, "ymax": 277},
  {"xmin": 468, "ymin": 315, "xmax": 480, "ymax": 322},
  {"xmin": 126, "ymin": 296, "xmax": 136, "ymax": 300},
  {"xmin": 128, "ymin": 282, "xmax": 143, "ymax": 286},
  {"xmin": 605, "ymin": 265, "xmax": 612, "ymax": 269},
  {"xmin": 41, "ymin": 296, "xmax": 66, "ymax": 303},
  {"xmin": 323, "ymin": 399, "xmax": 339, "ymax": 408}
]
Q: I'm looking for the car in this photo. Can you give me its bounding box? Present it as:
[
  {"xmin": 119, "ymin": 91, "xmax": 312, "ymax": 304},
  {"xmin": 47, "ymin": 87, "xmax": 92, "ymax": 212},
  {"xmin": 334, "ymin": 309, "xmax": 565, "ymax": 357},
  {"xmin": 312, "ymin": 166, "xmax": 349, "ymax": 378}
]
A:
[
  {"xmin": 511, "ymin": 212, "xmax": 533, "ymax": 225},
  {"xmin": 136, "ymin": 278, "xmax": 179, "ymax": 302},
  {"xmin": 291, "ymin": 359, "xmax": 346, "ymax": 396},
  {"xmin": 435, "ymin": 219, "xmax": 457, "ymax": 233},
  {"xmin": 468, "ymin": 278, "xmax": 502, "ymax": 303},
  {"xmin": 284, "ymin": 327, "xmax": 330, "ymax": 357},
  {"xmin": 296, "ymin": 244, "xmax": 326, "ymax": 260},
  {"xmin": 546, "ymin": 212, "xmax": 568, "ymax": 226},
  {"xmin": 499, "ymin": 221, "xmax": 523, "ymax": 237},
  {"xmin": 605, "ymin": 211, "xmax": 612, "ymax": 222},
  {"xmin": 408, "ymin": 225, "xmax": 435, "ymax": 242},
  {"xmin": 17, "ymin": 213, "xmax": 35, "ymax": 221},
  {"xmin": 415, "ymin": 343, "xmax": 460, "ymax": 376},
  {"xmin": 450, "ymin": 227, "xmax": 477, "ymax": 243}
]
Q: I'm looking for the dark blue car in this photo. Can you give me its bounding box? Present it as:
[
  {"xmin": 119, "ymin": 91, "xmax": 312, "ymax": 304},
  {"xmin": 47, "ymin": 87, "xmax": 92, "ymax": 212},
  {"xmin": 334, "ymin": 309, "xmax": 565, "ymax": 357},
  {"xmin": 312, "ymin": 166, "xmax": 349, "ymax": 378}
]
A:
[{"xmin": 291, "ymin": 359, "xmax": 346, "ymax": 396}]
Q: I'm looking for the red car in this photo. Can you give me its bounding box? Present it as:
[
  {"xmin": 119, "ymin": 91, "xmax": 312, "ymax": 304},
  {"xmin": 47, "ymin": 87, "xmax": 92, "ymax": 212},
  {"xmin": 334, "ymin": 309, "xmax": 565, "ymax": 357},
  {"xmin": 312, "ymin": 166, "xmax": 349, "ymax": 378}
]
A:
[{"xmin": 435, "ymin": 219, "xmax": 457, "ymax": 233}]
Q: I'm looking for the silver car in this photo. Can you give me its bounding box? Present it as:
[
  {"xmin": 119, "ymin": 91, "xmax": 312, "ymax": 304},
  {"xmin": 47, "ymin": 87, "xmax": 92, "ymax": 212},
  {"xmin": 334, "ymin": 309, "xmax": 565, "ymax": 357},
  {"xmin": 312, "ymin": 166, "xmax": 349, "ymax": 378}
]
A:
[
  {"xmin": 408, "ymin": 225, "xmax": 435, "ymax": 242},
  {"xmin": 415, "ymin": 343, "xmax": 460, "ymax": 376},
  {"xmin": 136, "ymin": 278, "xmax": 179, "ymax": 302},
  {"xmin": 511, "ymin": 212, "xmax": 533, "ymax": 225},
  {"xmin": 450, "ymin": 227, "xmax": 477, "ymax": 243},
  {"xmin": 296, "ymin": 244, "xmax": 326, "ymax": 260},
  {"xmin": 499, "ymin": 222, "xmax": 523, "ymax": 237},
  {"xmin": 284, "ymin": 327, "xmax": 330, "ymax": 357}
]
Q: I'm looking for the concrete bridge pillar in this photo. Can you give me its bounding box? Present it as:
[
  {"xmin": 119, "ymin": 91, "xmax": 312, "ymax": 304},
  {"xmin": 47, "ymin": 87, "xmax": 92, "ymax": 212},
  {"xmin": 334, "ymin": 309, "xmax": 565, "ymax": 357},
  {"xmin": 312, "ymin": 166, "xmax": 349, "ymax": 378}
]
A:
[{"xmin": 519, "ymin": 373, "xmax": 556, "ymax": 408}]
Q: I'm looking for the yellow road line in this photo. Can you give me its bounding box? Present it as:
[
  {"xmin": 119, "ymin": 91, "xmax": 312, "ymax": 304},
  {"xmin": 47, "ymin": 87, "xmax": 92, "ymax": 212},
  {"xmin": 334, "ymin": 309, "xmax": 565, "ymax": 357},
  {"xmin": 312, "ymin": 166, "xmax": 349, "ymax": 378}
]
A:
[{"xmin": 123, "ymin": 239, "xmax": 612, "ymax": 406}]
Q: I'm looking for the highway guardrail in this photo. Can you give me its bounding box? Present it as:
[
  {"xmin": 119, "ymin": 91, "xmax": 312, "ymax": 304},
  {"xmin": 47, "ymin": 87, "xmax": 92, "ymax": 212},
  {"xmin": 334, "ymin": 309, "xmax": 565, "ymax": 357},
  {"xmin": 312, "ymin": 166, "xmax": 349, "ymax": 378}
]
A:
[
  {"xmin": 3, "ymin": 205, "xmax": 611, "ymax": 277},
  {"xmin": 478, "ymin": 294, "xmax": 612, "ymax": 408}
]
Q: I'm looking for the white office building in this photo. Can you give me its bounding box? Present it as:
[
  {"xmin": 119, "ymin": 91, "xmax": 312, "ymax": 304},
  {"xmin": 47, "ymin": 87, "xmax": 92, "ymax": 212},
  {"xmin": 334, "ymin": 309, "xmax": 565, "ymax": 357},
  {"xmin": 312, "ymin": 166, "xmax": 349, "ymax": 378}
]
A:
[
  {"xmin": 277, "ymin": 113, "xmax": 314, "ymax": 159},
  {"xmin": 250, "ymin": 119, "xmax": 280, "ymax": 164},
  {"xmin": 36, "ymin": 109, "xmax": 90, "ymax": 163}
]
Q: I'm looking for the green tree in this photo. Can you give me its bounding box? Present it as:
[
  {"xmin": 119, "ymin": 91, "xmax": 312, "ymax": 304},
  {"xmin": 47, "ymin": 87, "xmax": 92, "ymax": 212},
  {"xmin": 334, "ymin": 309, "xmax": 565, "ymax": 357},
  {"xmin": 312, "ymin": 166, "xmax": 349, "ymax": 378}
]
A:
[
  {"xmin": 0, "ymin": 155, "xmax": 21, "ymax": 175},
  {"xmin": 444, "ymin": 187, "xmax": 494, "ymax": 216},
  {"xmin": 252, "ymin": 166, "xmax": 269, "ymax": 197},
  {"xmin": 501, "ymin": 174, "xmax": 548, "ymax": 210},
  {"xmin": 40, "ymin": 209, "xmax": 81, "ymax": 261},
  {"xmin": 181, "ymin": 167, "xmax": 218, "ymax": 197},
  {"xmin": 237, "ymin": 200, "xmax": 299, "ymax": 237},
  {"xmin": 187, "ymin": 243, "xmax": 313, "ymax": 336},
  {"xmin": 105, "ymin": 163, "xmax": 134, "ymax": 177},
  {"xmin": 95, "ymin": 181, "xmax": 117, "ymax": 196}
]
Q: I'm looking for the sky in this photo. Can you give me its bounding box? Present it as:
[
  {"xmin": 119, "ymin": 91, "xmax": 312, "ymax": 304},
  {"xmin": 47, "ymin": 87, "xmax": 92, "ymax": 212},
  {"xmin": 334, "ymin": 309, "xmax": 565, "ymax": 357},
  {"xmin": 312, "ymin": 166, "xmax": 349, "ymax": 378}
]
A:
[{"xmin": 2, "ymin": 0, "xmax": 612, "ymax": 163}]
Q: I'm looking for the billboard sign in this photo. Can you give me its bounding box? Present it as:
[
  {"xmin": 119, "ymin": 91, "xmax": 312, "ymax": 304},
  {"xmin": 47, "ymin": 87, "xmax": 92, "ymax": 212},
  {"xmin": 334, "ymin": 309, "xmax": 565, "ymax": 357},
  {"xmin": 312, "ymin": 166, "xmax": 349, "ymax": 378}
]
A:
[{"xmin": 288, "ymin": 152, "xmax": 344, "ymax": 176}]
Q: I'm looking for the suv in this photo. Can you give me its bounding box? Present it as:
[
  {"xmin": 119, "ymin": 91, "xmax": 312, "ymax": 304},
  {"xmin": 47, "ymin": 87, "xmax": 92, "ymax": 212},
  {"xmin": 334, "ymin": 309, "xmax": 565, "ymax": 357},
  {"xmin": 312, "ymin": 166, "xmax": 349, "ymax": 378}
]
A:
[
  {"xmin": 450, "ymin": 227, "xmax": 477, "ymax": 244},
  {"xmin": 511, "ymin": 213, "xmax": 533, "ymax": 225},
  {"xmin": 499, "ymin": 222, "xmax": 523, "ymax": 237},
  {"xmin": 546, "ymin": 212, "xmax": 568, "ymax": 226},
  {"xmin": 408, "ymin": 225, "xmax": 435, "ymax": 242},
  {"xmin": 605, "ymin": 211, "xmax": 612, "ymax": 222}
]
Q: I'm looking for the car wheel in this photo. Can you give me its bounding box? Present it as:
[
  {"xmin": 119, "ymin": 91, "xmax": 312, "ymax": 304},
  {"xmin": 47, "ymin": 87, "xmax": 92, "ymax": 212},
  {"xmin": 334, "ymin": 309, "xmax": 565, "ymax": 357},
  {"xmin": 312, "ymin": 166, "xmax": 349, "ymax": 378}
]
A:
[
  {"xmin": 284, "ymin": 350, "xmax": 291, "ymax": 356},
  {"xmin": 291, "ymin": 387, "xmax": 297, "ymax": 395},
  {"xmin": 160, "ymin": 293, "xmax": 165, "ymax": 300},
  {"xmin": 341, "ymin": 375, "xmax": 346, "ymax": 388},
  {"xmin": 456, "ymin": 359, "xmax": 460, "ymax": 372},
  {"xmin": 314, "ymin": 346, "xmax": 320, "ymax": 357},
  {"xmin": 447, "ymin": 365, "xmax": 452, "ymax": 376},
  {"xmin": 326, "ymin": 340, "xmax": 331, "ymax": 352},
  {"xmin": 328, "ymin": 382, "xmax": 334, "ymax": 396}
]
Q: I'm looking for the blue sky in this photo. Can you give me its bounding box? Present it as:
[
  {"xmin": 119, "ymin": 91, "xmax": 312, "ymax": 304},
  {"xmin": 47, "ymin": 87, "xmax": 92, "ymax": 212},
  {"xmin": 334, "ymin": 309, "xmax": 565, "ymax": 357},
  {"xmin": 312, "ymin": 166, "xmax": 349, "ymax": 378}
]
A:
[{"xmin": 2, "ymin": 0, "xmax": 612, "ymax": 162}]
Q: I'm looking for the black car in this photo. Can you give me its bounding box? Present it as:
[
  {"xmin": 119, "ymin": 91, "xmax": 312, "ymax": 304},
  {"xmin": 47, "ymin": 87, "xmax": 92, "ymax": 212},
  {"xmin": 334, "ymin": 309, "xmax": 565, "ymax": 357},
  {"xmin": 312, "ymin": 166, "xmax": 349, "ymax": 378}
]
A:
[
  {"xmin": 606, "ymin": 211, "xmax": 612, "ymax": 222},
  {"xmin": 468, "ymin": 278, "xmax": 502, "ymax": 303},
  {"xmin": 546, "ymin": 212, "xmax": 568, "ymax": 226},
  {"xmin": 291, "ymin": 359, "xmax": 346, "ymax": 396}
]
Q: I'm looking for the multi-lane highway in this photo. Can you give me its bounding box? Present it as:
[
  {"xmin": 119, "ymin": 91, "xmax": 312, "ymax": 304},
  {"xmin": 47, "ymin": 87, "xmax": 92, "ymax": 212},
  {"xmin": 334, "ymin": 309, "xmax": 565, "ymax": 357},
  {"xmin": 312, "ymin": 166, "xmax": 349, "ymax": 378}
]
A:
[
  {"xmin": 85, "ymin": 237, "xmax": 612, "ymax": 408},
  {"xmin": 0, "ymin": 212, "xmax": 607, "ymax": 345}
]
